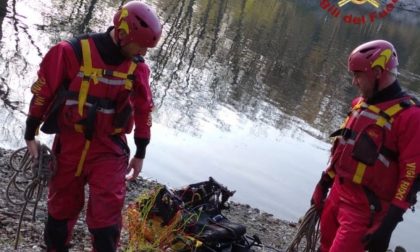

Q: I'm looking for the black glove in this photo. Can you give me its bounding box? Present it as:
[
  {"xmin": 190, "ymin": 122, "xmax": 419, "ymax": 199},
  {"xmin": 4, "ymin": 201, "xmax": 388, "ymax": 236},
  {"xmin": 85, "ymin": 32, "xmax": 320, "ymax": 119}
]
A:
[
  {"xmin": 310, "ymin": 172, "xmax": 333, "ymax": 212},
  {"xmin": 24, "ymin": 116, "xmax": 42, "ymax": 140},
  {"xmin": 363, "ymin": 204, "xmax": 405, "ymax": 252}
]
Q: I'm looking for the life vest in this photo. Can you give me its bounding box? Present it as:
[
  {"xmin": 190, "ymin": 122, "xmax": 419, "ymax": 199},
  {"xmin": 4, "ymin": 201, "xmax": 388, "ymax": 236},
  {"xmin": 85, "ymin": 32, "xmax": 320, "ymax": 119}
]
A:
[
  {"xmin": 56, "ymin": 36, "xmax": 142, "ymax": 176},
  {"xmin": 329, "ymin": 96, "xmax": 418, "ymax": 201}
]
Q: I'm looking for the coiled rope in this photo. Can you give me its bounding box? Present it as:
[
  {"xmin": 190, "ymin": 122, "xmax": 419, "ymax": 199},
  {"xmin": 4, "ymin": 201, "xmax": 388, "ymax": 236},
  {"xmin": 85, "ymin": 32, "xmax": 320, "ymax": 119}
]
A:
[
  {"xmin": 286, "ymin": 205, "xmax": 320, "ymax": 252},
  {"xmin": 5, "ymin": 143, "xmax": 56, "ymax": 249}
]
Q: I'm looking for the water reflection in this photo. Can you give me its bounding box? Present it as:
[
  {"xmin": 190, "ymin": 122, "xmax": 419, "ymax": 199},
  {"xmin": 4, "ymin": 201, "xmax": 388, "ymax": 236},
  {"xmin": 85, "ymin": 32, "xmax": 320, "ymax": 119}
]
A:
[
  {"xmin": 150, "ymin": 0, "xmax": 420, "ymax": 138},
  {"xmin": 0, "ymin": 0, "xmax": 45, "ymax": 148},
  {"xmin": 38, "ymin": 0, "xmax": 105, "ymax": 43},
  {"xmin": 1, "ymin": 0, "xmax": 420, "ymax": 140},
  {"xmin": 0, "ymin": 0, "xmax": 6, "ymax": 40}
]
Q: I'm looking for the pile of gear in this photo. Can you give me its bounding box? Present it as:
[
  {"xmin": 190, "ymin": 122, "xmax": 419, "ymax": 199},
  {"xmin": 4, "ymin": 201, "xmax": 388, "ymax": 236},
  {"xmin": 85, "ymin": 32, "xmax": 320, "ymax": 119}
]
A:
[{"xmin": 125, "ymin": 177, "xmax": 271, "ymax": 252}]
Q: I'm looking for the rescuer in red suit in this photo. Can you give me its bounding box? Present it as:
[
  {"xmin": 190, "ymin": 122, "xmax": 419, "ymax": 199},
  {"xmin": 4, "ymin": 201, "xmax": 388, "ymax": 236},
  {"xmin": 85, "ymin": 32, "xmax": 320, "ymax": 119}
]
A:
[
  {"xmin": 24, "ymin": 2, "xmax": 162, "ymax": 251},
  {"xmin": 310, "ymin": 40, "xmax": 420, "ymax": 252}
]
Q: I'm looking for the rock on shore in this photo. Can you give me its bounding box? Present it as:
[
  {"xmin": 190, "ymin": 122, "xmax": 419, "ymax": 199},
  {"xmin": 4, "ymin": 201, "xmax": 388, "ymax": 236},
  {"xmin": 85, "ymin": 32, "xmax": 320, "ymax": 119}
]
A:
[{"xmin": 0, "ymin": 148, "xmax": 299, "ymax": 251}]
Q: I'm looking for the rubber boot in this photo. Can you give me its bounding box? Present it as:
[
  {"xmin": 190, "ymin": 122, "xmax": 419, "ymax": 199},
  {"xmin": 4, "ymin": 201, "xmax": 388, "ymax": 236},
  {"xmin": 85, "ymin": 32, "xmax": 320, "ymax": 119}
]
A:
[
  {"xmin": 44, "ymin": 214, "xmax": 69, "ymax": 252},
  {"xmin": 89, "ymin": 225, "xmax": 120, "ymax": 252}
]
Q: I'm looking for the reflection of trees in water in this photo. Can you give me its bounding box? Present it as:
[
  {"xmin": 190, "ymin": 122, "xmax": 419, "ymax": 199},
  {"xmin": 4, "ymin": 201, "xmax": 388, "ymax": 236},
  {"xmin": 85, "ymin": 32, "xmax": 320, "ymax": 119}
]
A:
[
  {"xmin": 206, "ymin": 0, "xmax": 226, "ymax": 59},
  {"xmin": 1, "ymin": 0, "xmax": 419, "ymax": 141},
  {"xmin": 227, "ymin": 0, "xmax": 245, "ymax": 87},
  {"xmin": 150, "ymin": 0, "xmax": 318, "ymax": 134},
  {"xmin": 153, "ymin": 0, "xmax": 194, "ymax": 105},
  {"xmin": 151, "ymin": 0, "xmax": 339, "ymax": 136},
  {"xmin": 151, "ymin": 0, "xmax": 204, "ymax": 132},
  {"xmin": 39, "ymin": 0, "xmax": 112, "ymax": 43},
  {"xmin": 0, "ymin": 4, "xmax": 15, "ymax": 110},
  {"xmin": 0, "ymin": 0, "xmax": 120, "ymax": 147},
  {"xmin": 77, "ymin": 0, "xmax": 99, "ymax": 34},
  {"xmin": 1, "ymin": 0, "xmax": 7, "ymax": 40},
  {"xmin": 0, "ymin": 108, "xmax": 25, "ymax": 148},
  {"xmin": 150, "ymin": 0, "xmax": 420, "ymax": 137},
  {"xmin": 0, "ymin": 0, "xmax": 38, "ymax": 147},
  {"xmin": 0, "ymin": 0, "xmax": 41, "ymax": 112},
  {"xmin": 1, "ymin": 0, "xmax": 118, "ymax": 109}
]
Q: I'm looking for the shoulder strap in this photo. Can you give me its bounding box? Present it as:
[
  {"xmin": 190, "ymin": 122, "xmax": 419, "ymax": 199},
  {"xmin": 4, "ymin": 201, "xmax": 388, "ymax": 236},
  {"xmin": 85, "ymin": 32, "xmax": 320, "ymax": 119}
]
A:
[
  {"xmin": 409, "ymin": 96, "xmax": 420, "ymax": 107},
  {"xmin": 132, "ymin": 54, "xmax": 145, "ymax": 64},
  {"xmin": 65, "ymin": 34, "xmax": 90, "ymax": 64},
  {"xmin": 360, "ymin": 96, "xmax": 416, "ymax": 127}
]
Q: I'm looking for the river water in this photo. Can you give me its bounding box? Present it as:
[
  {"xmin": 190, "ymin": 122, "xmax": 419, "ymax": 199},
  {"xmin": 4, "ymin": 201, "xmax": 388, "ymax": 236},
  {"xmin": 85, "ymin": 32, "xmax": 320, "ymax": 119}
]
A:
[{"xmin": 1, "ymin": 0, "xmax": 420, "ymax": 250}]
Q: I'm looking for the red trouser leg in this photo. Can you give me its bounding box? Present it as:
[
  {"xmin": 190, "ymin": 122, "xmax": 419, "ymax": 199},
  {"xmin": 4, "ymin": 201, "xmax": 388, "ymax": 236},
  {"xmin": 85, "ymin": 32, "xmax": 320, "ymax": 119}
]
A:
[
  {"xmin": 85, "ymin": 153, "xmax": 127, "ymax": 229},
  {"xmin": 319, "ymin": 192, "xmax": 339, "ymax": 252},
  {"xmin": 85, "ymin": 146, "xmax": 128, "ymax": 251},
  {"xmin": 46, "ymin": 133, "xmax": 128, "ymax": 251},
  {"xmin": 45, "ymin": 155, "xmax": 85, "ymax": 251},
  {"xmin": 329, "ymin": 203, "xmax": 370, "ymax": 252},
  {"xmin": 47, "ymin": 157, "xmax": 86, "ymax": 218},
  {"xmin": 320, "ymin": 181, "xmax": 372, "ymax": 252}
]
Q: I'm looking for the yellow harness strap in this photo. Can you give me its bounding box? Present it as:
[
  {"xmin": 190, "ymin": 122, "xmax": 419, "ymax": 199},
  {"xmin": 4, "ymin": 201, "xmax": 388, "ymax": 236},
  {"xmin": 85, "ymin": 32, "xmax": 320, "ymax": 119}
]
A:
[
  {"xmin": 74, "ymin": 123, "xmax": 84, "ymax": 133},
  {"xmin": 75, "ymin": 140, "xmax": 91, "ymax": 176},
  {"xmin": 338, "ymin": 99, "xmax": 364, "ymax": 130},
  {"xmin": 124, "ymin": 62, "xmax": 137, "ymax": 90},
  {"xmin": 353, "ymin": 163, "xmax": 367, "ymax": 184},
  {"xmin": 352, "ymin": 99, "xmax": 364, "ymax": 111},
  {"xmin": 79, "ymin": 65, "xmax": 136, "ymax": 86},
  {"xmin": 112, "ymin": 128, "xmax": 123, "ymax": 134},
  {"xmin": 79, "ymin": 39, "xmax": 98, "ymax": 116},
  {"xmin": 74, "ymin": 39, "xmax": 138, "ymax": 176},
  {"xmin": 78, "ymin": 64, "xmax": 136, "ymax": 92},
  {"xmin": 352, "ymin": 100, "xmax": 408, "ymax": 184},
  {"xmin": 327, "ymin": 170, "xmax": 336, "ymax": 179}
]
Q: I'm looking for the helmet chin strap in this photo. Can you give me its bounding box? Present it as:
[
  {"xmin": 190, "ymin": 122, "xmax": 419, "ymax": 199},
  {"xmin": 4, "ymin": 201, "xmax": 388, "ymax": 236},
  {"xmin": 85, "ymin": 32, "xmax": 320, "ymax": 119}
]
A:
[
  {"xmin": 110, "ymin": 27, "xmax": 123, "ymax": 49},
  {"xmin": 370, "ymin": 66, "xmax": 384, "ymax": 99},
  {"xmin": 373, "ymin": 78, "xmax": 379, "ymax": 94},
  {"xmin": 116, "ymin": 32, "xmax": 123, "ymax": 48},
  {"xmin": 372, "ymin": 78, "xmax": 380, "ymax": 97}
]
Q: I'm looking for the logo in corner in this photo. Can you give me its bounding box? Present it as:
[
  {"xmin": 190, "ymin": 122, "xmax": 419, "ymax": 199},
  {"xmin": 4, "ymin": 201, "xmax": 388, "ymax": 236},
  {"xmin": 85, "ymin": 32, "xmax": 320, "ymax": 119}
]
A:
[
  {"xmin": 338, "ymin": 0, "xmax": 380, "ymax": 8},
  {"xmin": 320, "ymin": 0, "xmax": 399, "ymax": 25}
]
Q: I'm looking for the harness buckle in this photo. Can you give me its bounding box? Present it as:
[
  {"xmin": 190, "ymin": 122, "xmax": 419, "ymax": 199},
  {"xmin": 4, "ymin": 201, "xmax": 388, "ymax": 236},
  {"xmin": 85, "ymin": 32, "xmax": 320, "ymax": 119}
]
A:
[
  {"xmin": 400, "ymin": 99, "xmax": 413, "ymax": 108},
  {"xmin": 103, "ymin": 69, "xmax": 114, "ymax": 77},
  {"xmin": 378, "ymin": 111, "xmax": 391, "ymax": 121},
  {"xmin": 82, "ymin": 72, "xmax": 99, "ymax": 84}
]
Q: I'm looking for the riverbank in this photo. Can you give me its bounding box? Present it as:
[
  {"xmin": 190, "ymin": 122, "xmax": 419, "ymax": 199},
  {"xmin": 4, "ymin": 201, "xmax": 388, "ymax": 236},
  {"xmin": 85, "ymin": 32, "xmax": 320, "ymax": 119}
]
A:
[
  {"xmin": 0, "ymin": 148, "xmax": 300, "ymax": 251},
  {"xmin": 0, "ymin": 147, "xmax": 410, "ymax": 252}
]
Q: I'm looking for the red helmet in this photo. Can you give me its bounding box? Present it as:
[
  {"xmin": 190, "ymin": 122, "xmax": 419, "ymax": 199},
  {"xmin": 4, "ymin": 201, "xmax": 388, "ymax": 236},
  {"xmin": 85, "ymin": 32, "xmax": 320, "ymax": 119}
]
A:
[
  {"xmin": 113, "ymin": 1, "xmax": 162, "ymax": 48},
  {"xmin": 348, "ymin": 40, "xmax": 398, "ymax": 73}
]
